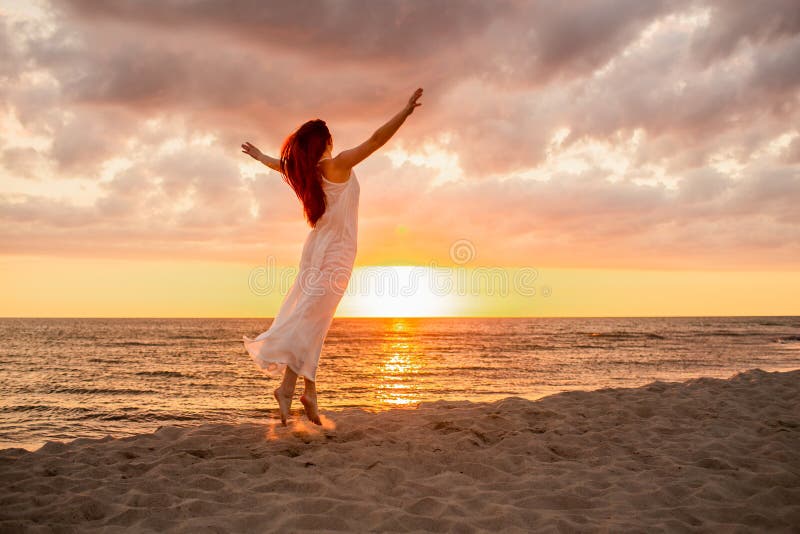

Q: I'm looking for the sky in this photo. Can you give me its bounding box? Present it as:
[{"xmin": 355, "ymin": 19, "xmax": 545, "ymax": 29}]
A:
[{"xmin": 1, "ymin": 0, "xmax": 799, "ymax": 317}]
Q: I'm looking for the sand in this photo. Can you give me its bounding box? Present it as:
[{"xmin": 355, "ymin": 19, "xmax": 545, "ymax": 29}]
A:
[{"xmin": 1, "ymin": 368, "xmax": 799, "ymax": 533}]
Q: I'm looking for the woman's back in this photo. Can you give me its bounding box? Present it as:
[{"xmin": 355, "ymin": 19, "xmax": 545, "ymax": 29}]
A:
[
  {"xmin": 315, "ymin": 158, "xmax": 359, "ymax": 235},
  {"xmin": 302, "ymin": 166, "xmax": 360, "ymax": 276}
]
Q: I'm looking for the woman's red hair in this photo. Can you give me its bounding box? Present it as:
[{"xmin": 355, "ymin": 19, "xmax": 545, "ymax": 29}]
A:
[{"xmin": 280, "ymin": 119, "xmax": 331, "ymax": 227}]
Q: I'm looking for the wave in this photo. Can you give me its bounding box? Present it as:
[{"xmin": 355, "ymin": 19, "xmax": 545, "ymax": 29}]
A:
[
  {"xmin": 93, "ymin": 411, "xmax": 200, "ymax": 422},
  {"xmin": 102, "ymin": 341, "xmax": 167, "ymax": 347},
  {"xmin": 135, "ymin": 371, "xmax": 187, "ymax": 378},
  {"xmin": 602, "ymin": 358, "xmax": 713, "ymax": 367},
  {"xmin": 0, "ymin": 404, "xmax": 55, "ymax": 413},
  {"xmin": 0, "ymin": 405, "xmax": 94, "ymax": 414},
  {"xmin": 702, "ymin": 330, "xmax": 761, "ymax": 337},
  {"xmin": 583, "ymin": 332, "xmax": 666, "ymax": 340},
  {"xmin": 46, "ymin": 386, "xmax": 154, "ymax": 395}
]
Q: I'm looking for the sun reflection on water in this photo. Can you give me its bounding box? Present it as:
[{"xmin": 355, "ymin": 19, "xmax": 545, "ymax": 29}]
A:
[{"xmin": 375, "ymin": 319, "xmax": 424, "ymax": 408}]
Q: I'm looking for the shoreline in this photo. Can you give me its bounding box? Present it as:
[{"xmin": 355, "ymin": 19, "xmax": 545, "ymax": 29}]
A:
[
  {"xmin": 2, "ymin": 368, "xmax": 799, "ymax": 531},
  {"xmin": 5, "ymin": 363, "xmax": 800, "ymax": 455}
]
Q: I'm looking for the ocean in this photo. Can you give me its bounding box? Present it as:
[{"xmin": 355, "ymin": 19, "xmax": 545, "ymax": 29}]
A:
[{"xmin": 1, "ymin": 316, "xmax": 798, "ymax": 451}]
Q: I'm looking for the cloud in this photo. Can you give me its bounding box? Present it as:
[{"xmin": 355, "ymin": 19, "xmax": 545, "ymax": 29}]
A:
[
  {"xmin": 690, "ymin": 0, "xmax": 800, "ymax": 65},
  {"xmin": 784, "ymin": 136, "xmax": 800, "ymax": 164},
  {"xmin": 57, "ymin": 0, "xmax": 497, "ymax": 62},
  {"xmin": 0, "ymin": 0, "xmax": 798, "ymax": 270},
  {"xmin": 1, "ymin": 146, "xmax": 48, "ymax": 179}
]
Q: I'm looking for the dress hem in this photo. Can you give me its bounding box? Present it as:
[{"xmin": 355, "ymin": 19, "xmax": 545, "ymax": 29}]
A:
[{"xmin": 242, "ymin": 335, "xmax": 316, "ymax": 382}]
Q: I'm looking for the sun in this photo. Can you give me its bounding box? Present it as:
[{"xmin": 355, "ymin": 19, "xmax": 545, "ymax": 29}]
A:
[{"xmin": 338, "ymin": 266, "xmax": 461, "ymax": 318}]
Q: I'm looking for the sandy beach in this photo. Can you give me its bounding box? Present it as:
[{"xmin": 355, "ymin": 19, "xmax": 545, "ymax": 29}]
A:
[{"xmin": 1, "ymin": 368, "xmax": 799, "ymax": 532}]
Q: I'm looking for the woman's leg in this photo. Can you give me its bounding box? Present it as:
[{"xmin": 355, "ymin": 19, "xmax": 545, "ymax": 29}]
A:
[
  {"xmin": 273, "ymin": 365, "xmax": 298, "ymax": 426},
  {"xmin": 300, "ymin": 377, "xmax": 322, "ymax": 425},
  {"xmin": 279, "ymin": 366, "xmax": 299, "ymax": 396}
]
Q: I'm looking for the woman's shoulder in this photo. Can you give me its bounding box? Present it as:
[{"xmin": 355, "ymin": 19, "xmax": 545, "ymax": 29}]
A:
[{"xmin": 318, "ymin": 158, "xmax": 355, "ymax": 185}]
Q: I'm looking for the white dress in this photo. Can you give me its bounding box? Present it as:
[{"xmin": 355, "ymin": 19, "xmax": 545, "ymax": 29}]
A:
[{"xmin": 243, "ymin": 166, "xmax": 360, "ymax": 382}]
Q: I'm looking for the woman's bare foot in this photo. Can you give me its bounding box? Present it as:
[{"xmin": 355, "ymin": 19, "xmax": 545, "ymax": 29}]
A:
[
  {"xmin": 273, "ymin": 386, "xmax": 293, "ymax": 426},
  {"xmin": 299, "ymin": 393, "xmax": 322, "ymax": 425}
]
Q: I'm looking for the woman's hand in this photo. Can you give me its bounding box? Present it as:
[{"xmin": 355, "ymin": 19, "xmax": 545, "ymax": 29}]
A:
[
  {"xmin": 241, "ymin": 141, "xmax": 264, "ymax": 161},
  {"xmin": 243, "ymin": 142, "xmax": 283, "ymax": 172},
  {"xmin": 405, "ymin": 88, "xmax": 423, "ymax": 115}
]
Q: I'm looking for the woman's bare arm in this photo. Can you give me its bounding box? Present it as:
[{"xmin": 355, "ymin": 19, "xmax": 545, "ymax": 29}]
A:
[
  {"xmin": 241, "ymin": 141, "xmax": 282, "ymax": 172},
  {"xmin": 332, "ymin": 88, "xmax": 423, "ymax": 171}
]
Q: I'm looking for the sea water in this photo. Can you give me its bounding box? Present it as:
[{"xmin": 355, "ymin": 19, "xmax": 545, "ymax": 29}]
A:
[{"xmin": 1, "ymin": 316, "xmax": 798, "ymax": 451}]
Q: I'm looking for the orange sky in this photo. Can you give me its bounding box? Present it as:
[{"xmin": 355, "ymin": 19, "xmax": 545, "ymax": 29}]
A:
[{"xmin": 1, "ymin": 1, "xmax": 798, "ymax": 317}]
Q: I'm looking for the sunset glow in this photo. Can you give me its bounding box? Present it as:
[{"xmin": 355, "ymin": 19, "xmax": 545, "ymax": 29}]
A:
[
  {"xmin": 375, "ymin": 319, "xmax": 423, "ymax": 407},
  {"xmin": 338, "ymin": 267, "xmax": 462, "ymax": 318}
]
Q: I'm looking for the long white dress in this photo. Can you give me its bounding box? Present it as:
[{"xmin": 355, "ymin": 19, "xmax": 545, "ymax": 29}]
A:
[{"xmin": 243, "ymin": 166, "xmax": 360, "ymax": 382}]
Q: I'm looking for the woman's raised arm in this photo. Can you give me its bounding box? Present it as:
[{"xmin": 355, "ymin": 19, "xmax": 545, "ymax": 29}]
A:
[
  {"xmin": 332, "ymin": 88, "xmax": 423, "ymax": 171},
  {"xmin": 242, "ymin": 141, "xmax": 282, "ymax": 172}
]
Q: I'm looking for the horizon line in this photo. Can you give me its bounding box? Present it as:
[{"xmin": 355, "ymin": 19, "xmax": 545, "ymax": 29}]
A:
[{"xmin": 1, "ymin": 314, "xmax": 798, "ymax": 320}]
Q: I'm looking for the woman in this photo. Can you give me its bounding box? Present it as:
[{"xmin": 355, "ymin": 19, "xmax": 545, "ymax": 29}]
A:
[{"xmin": 242, "ymin": 88, "xmax": 424, "ymax": 426}]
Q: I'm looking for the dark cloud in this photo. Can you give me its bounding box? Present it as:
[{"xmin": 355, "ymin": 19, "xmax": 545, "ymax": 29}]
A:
[
  {"xmin": 0, "ymin": 17, "xmax": 19, "ymax": 81},
  {"xmin": 479, "ymin": 0, "xmax": 682, "ymax": 86},
  {"xmin": 57, "ymin": 0, "xmax": 498, "ymax": 63},
  {"xmin": 690, "ymin": 0, "xmax": 800, "ymax": 65}
]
